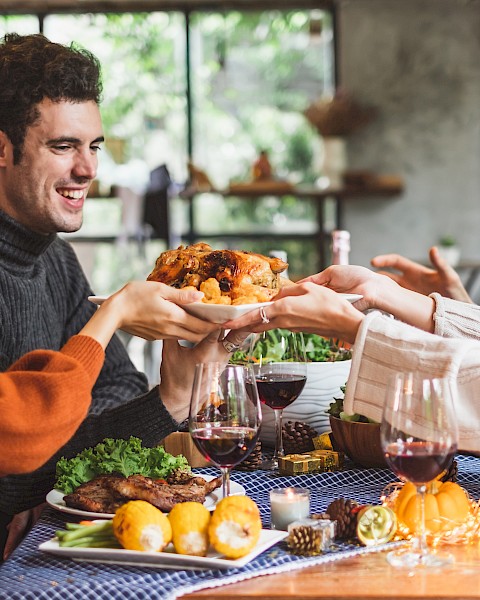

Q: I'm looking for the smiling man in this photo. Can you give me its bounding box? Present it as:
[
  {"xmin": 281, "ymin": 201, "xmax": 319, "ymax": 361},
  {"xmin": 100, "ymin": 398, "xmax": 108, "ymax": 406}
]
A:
[
  {"xmin": 1, "ymin": 99, "xmax": 104, "ymax": 233},
  {"xmin": 0, "ymin": 33, "xmax": 231, "ymax": 560}
]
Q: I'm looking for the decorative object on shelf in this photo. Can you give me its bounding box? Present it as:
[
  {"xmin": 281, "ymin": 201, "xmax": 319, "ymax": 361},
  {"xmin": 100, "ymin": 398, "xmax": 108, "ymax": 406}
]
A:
[
  {"xmin": 320, "ymin": 136, "xmax": 347, "ymax": 187},
  {"xmin": 303, "ymin": 89, "xmax": 377, "ymax": 138},
  {"xmin": 228, "ymin": 150, "xmax": 294, "ymax": 195},
  {"xmin": 252, "ymin": 150, "xmax": 273, "ymax": 180},
  {"xmin": 303, "ymin": 89, "xmax": 376, "ymax": 187},
  {"xmin": 437, "ymin": 235, "xmax": 461, "ymax": 267},
  {"xmin": 186, "ymin": 160, "xmax": 214, "ymax": 192}
]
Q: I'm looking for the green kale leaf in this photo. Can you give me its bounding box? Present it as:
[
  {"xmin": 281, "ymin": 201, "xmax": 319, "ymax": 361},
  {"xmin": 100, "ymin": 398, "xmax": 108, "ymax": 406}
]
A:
[{"xmin": 55, "ymin": 436, "xmax": 191, "ymax": 493}]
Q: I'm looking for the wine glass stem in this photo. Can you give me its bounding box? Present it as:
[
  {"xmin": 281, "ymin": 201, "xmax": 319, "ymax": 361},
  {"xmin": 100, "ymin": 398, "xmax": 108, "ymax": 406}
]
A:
[
  {"xmin": 220, "ymin": 467, "xmax": 231, "ymax": 498},
  {"xmin": 415, "ymin": 484, "xmax": 428, "ymax": 557},
  {"xmin": 273, "ymin": 409, "xmax": 285, "ymax": 460}
]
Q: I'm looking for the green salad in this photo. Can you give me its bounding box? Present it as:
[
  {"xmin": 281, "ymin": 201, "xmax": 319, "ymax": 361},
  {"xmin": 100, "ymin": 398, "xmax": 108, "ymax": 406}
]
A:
[
  {"xmin": 55, "ymin": 436, "xmax": 190, "ymax": 494},
  {"xmin": 327, "ymin": 387, "xmax": 377, "ymax": 424},
  {"xmin": 230, "ymin": 329, "xmax": 352, "ymax": 364}
]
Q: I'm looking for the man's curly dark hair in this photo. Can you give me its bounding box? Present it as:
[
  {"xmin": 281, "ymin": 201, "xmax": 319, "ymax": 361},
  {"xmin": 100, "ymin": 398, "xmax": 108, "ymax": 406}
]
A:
[{"xmin": 0, "ymin": 33, "xmax": 103, "ymax": 163}]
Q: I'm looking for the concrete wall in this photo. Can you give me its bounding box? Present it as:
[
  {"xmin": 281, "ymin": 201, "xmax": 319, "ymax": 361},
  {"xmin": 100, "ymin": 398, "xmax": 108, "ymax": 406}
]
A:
[{"xmin": 337, "ymin": 0, "xmax": 480, "ymax": 266}]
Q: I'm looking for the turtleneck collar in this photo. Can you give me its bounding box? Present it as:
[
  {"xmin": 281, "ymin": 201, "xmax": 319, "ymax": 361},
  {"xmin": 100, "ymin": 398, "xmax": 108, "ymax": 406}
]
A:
[{"xmin": 0, "ymin": 208, "xmax": 57, "ymax": 273}]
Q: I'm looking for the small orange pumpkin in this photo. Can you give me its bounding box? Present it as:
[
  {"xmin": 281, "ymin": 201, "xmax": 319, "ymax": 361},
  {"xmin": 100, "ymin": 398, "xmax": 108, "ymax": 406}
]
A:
[{"xmin": 394, "ymin": 480, "xmax": 470, "ymax": 535}]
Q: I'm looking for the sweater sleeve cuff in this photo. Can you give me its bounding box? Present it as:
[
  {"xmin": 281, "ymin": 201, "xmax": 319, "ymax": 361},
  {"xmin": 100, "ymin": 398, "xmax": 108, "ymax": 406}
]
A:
[
  {"xmin": 60, "ymin": 335, "xmax": 105, "ymax": 387},
  {"xmin": 431, "ymin": 292, "xmax": 480, "ymax": 339}
]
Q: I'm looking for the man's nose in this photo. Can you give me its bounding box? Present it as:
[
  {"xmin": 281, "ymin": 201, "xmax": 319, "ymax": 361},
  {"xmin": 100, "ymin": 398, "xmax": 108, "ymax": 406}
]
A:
[{"xmin": 73, "ymin": 149, "xmax": 97, "ymax": 180}]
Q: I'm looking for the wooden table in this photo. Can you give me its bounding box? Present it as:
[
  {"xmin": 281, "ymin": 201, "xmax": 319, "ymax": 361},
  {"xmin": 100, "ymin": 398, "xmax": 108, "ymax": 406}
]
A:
[
  {"xmin": 186, "ymin": 544, "xmax": 480, "ymax": 599},
  {"xmin": 3, "ymin": 457, "xmax": 478, "ymax": 600}
]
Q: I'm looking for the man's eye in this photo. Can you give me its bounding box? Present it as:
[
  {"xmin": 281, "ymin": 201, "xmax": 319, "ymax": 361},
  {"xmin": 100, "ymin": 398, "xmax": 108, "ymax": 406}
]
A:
[
  {"xmin": 91, "ymin": 145, "xmax": 102, "ymax": 153},
  {"xmin": 55, "ymin": 145, "xmax": 71, "ymax": 151}
]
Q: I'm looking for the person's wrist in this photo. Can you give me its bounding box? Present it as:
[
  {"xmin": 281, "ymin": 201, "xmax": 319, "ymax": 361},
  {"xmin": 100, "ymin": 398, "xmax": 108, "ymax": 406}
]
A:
[
  {"xmin": 158, "ymin": 378, "xmax": 189, "ymax": 423},
  {"xmin": 101, "ymin": 289, "xmax": 129, "ymax": 331},
  {"xmin": 341, "ymin": 308, "xmax": 364, "ymax": 344}
]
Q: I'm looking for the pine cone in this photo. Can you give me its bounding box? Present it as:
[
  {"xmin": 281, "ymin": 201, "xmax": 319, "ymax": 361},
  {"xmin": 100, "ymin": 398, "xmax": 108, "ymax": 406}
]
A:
[
  {"xmin": 234, "ymin": 440, "xmax": 263, "ymax": 471},
  {"xmin": 439, "ymin": 459, "xmax": 458, "ymax": 483},
  {"xmin": 282, "ymin": 421, "xmax": 318, "ymax": 455},
  {"xmin": 326, "ymin": 498, "xmax": 360, "ymax": 540},
  {"xmin": 287, "ymin": 524, "xmax": 323, "ymax": 556}
]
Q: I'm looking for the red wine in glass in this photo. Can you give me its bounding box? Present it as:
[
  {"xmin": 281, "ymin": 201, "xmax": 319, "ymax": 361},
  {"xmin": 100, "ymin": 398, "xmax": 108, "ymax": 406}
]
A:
[
  {"xmin": 249, "ymin": 330, "xmax": 307, "ymax": 471},
  {"xmin": 189, "ymin": 363, "xmax": 261, "ymax": 497},
  {"xmin": 385, "ymin": 441, "xmax": 456, "ymax": 484},
  {"xmin": 190, "ymin": 426, "xmax": 259, "ymax": 467},
  {"xmin": 255, "ymin": 373, "xmax": 307, "ymax": 410},
  {"xmin": 381, "ymin": 372, "xmax": 458, "ymax": 568}
]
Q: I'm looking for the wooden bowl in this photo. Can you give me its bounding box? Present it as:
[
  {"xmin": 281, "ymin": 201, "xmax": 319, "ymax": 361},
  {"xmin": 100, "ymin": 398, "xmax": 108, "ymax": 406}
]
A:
[{"xmin": 329, "ymin": 415, "xmax": 387, "ymax": 468}]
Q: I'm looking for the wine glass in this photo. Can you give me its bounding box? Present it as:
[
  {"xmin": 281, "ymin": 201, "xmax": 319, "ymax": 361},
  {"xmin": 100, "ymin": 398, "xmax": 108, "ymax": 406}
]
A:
[
  {"xmin": 249, "ymin": 329, "xmax": 307, "ymax": 471},
  {"xmin": 189, "ymin": 362, "xmax": 262, "ymax": 498},
  {"xmin": 381, "ymin": 372, "xmax": 458, "ymax": 568}
]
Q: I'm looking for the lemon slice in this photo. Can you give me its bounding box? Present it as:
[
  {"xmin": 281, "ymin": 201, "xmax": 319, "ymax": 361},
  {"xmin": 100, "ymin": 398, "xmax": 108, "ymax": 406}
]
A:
[{"xmin": 356, "ymin": 506, "xmax": 397, "ymax": 546}]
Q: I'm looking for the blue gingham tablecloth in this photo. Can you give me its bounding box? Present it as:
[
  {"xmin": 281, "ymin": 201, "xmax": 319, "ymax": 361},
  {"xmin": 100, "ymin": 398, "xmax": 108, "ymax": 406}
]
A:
[{"xmin": 1, "ymin": 454, "xmax": 479, "ymax": 600}]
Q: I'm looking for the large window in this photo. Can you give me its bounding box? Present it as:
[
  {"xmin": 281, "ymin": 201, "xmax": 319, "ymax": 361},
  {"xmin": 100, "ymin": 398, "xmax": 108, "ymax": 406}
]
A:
[
  {"xmin": 42, "ymin": 10, "xmax": 334, "ymax": 187},
  {"xmin": 191, "ymin": 10, "xmax": 334, "ymax": 188},
  {"xmin": 2, "ymin": 8, "xmax": 335, "ymax": 290}
]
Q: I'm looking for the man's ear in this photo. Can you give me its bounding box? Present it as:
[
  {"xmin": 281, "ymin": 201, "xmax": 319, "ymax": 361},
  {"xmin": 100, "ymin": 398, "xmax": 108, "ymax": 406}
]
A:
[{"xmin": 0, "ymin": 131, "xmax": 12, "ymax": 167}]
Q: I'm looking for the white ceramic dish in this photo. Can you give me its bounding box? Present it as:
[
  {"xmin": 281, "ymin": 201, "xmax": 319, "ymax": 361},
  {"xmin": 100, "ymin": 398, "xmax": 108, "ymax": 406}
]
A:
[
  {"xmin": 39, "ymin": 528, "xmax": 288, "ymax": 570},
  {"xmin": 46, "ymin": 475, "xmax": 245, "ymax": 519},
  {"xmin": 88, "ymin": 293, "xmax": 361, "ymax": 324},
  {"xmin": 341, "ymin": 293, "xmax": 362, "ymax": 303},
  {"xmin": 183, "ymin": 301, "xmax": 274, "ymax": 324},
  {"xmin": 88, "ymin": 296, "xmax": 273, "ymax": 324}
]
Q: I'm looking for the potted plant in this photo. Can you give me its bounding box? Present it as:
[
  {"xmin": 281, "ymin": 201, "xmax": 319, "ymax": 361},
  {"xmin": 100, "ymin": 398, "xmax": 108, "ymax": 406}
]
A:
[{"xmin": 437, "ymin": 235, "xmax": 461, "ymax": 267}]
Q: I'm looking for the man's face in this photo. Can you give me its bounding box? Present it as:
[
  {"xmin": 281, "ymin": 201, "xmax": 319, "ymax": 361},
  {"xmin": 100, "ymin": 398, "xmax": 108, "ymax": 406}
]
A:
[{"xmin": 0, "ymin": 99, "xmax": 104, "ymax": 234}]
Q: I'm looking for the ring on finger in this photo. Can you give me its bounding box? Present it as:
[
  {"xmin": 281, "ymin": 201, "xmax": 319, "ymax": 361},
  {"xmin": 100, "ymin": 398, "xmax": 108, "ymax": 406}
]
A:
[{"xmin": 222, "ymin": 340, "xmax": 242, "ymax": 353}]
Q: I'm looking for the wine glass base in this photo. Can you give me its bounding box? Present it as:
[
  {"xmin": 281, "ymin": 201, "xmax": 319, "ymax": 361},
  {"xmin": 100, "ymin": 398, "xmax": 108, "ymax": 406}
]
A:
[
  {"xmin": 387, "ymin": 547, "xmax": 454, "ymax": 569},
  {"xmin": 261, "ymin": 457, "xmax": 279, "ymax": 471}
]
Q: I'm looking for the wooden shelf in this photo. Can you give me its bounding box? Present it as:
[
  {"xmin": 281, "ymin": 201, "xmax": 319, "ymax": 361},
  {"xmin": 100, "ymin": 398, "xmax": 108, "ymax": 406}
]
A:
[{"xmin": 181, "ymin": 175, "xmax": 404, "ymax": 270}]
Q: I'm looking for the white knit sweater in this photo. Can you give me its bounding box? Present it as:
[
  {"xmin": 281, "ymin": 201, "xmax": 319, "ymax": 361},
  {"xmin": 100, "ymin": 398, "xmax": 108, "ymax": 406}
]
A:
[{"xmin": 344, "ymin": 294, "xmax": 480, "ymax": 453}]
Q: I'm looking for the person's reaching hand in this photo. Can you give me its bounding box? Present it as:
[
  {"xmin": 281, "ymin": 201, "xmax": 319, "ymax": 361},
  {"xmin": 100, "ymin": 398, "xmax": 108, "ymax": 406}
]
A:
[
  {"xmin": 223, "ymin": 282, "xmax": 364, "ymax": 344},
  {"xmin": 371, "ymin": 246, "xmax": 473, "ymax": 303},
  {"xmin": 224, "ymin": 264, "xmax": 436, "ymax": 338},
  {"xmin": 297, "ymin": 264, "xmax": 392, "ymax": 314},
  {"xmin": 158, "ymin": 329, "xmax": 251, "ymax": 424},
  {"xmin": 84, "ymin": 281, "xmax": 219, "ymax": 347}
]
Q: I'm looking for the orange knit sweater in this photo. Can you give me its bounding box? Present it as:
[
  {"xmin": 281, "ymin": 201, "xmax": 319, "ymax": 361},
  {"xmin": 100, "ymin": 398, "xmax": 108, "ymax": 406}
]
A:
[{"xmin": 1, "ymin": 335, "xmax": 104, "ymax": 476}]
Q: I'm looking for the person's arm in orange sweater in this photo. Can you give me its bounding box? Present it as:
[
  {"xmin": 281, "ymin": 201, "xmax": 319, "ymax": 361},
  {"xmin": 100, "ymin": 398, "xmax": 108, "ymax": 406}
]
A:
[{"xmin": 0, "ymin": 280, "xmax": 217, "ymax": 476}]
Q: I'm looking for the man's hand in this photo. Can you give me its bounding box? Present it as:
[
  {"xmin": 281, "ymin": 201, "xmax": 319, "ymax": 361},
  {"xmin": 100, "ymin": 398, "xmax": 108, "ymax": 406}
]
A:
[
  {"xmin": 158, "ymin": 329, "xmax": 250, "ymax": 424},
  {"xmin": 4, "ymin": 504, "xmax": 46, "ymax": 560},
  {"xmin": 371, "ymin": 246, "xmax": 473, "ymax": 303}
]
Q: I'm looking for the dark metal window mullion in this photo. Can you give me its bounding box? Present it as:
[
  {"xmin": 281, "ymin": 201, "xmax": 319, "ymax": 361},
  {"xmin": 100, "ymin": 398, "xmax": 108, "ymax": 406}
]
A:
[{"xmin": 185, "ymin": 10, "xmax": 193, "ymax": 159}]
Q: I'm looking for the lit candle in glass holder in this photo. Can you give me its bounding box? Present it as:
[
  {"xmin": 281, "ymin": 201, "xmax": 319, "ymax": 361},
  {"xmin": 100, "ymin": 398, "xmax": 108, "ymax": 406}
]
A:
[{"xmin": 270, "ymin": 487, "xmax": 310, "ymax": 530}]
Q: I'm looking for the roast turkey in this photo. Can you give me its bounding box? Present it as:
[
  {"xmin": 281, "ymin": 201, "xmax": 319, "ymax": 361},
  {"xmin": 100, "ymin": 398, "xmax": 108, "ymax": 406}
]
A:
[{"xmin": 147, "ymin": 242, "xmax": 288, "ymax": 304}]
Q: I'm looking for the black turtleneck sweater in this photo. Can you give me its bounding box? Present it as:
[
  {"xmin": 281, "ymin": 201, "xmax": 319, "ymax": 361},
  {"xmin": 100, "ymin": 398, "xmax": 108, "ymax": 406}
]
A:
[{"xmin": 0, "ymin": 209, "xmax": 178, "ymax": 514}]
